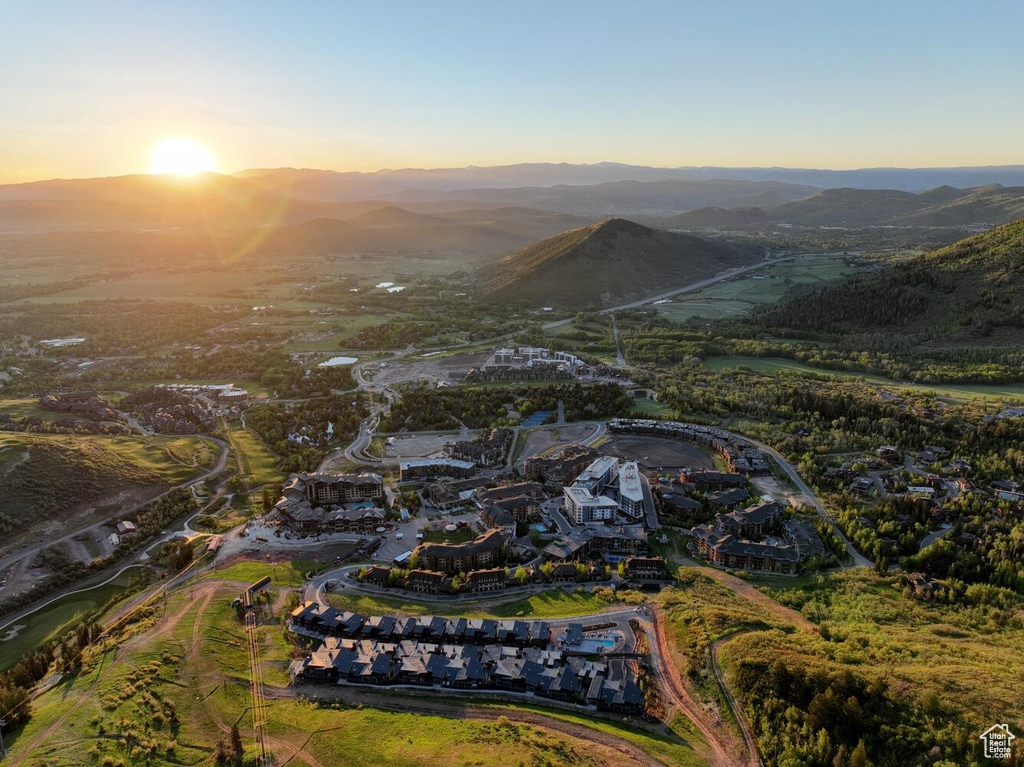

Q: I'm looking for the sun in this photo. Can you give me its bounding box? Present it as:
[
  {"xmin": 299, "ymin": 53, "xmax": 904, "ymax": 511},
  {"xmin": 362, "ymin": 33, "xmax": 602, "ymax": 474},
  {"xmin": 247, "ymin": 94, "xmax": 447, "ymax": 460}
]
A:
[{"xmin": 149, "ymin": 138, "xmax": 217, "ymax": 176}]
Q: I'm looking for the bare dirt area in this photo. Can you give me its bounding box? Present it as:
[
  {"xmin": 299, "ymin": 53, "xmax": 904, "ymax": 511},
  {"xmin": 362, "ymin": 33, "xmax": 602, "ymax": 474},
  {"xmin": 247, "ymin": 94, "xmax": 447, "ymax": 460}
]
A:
[
  {"xmin": 379, "ymin": 431, "xmax": 469, "ymax": 458},
  {"xmin": 0, "ymin": 485, "xmax": 164, "ymax": 559},
  {"xmin": 373, "ymin": 350, "xmax": 492, "ymax": 386},
  {"xmin": 751, "ymin": 474, "xmax": 812, "ymax": 507},
  {"xmin": 518, "ymin": 424, "xmax": 598, "ymax": 461},
  {"xmin": 599, "ymin": 435, "xmax": 717, "ymax": 471}
]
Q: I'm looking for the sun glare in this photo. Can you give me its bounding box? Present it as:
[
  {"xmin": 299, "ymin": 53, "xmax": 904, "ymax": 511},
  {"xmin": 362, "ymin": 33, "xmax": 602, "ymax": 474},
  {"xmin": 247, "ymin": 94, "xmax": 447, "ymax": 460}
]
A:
[{"xmin": 149, "ymin": 138, "xmax": 217, "ymax": 176}]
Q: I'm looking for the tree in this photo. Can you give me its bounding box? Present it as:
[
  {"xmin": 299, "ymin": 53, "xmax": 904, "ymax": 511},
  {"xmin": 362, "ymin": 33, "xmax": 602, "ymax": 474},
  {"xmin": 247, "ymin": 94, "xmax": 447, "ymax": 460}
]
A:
[
  {"xmin": 515, "ymin": 567, "xmax": 529, "ymax": 586},
  {"xmin": 849, "ymin": 740, "xmax": 870, "ymax": 767},
  {"xmin": 230, "ymin": 723, "xmax": 243, "ymax": 761}
]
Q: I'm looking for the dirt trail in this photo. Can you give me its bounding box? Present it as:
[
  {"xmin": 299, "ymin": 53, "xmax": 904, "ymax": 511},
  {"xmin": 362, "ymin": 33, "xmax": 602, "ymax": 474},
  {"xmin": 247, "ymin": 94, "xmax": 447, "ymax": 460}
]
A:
[
  {"xmin": 674, "ymin": 555, "xmax": 815, "ymax": 632},
  {"xmin": 646, "ymin": 611, "xmax": 736, "ymax": 767},
  {"xmin": 711, "ymin": 630, "xmax": 761, "ymax": 767}
]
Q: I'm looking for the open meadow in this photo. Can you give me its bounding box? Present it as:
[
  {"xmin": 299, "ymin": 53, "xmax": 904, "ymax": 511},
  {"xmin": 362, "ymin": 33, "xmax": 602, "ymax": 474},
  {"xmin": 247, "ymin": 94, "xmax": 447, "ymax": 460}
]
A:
[{"xmin": 4, "ymin": 577, "xmax": 709, "ymax": 767}]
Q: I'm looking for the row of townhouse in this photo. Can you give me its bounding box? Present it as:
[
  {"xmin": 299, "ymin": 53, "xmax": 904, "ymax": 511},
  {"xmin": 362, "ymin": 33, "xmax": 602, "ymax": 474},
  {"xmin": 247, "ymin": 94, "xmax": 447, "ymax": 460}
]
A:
[
  {"xmin": 414, "ymin": 528, "xmax": 507, "ymax": 572},
  {"xmin": 291, "ymin": 637, "xmax": 644, "ymax": 714},
  {"xmin": 399, "ymin": 457, "xmax": 477, "ymax": 481},
  {"xmin": 290, "ymin": 603, "xmax": 552, "ymax": 646}
]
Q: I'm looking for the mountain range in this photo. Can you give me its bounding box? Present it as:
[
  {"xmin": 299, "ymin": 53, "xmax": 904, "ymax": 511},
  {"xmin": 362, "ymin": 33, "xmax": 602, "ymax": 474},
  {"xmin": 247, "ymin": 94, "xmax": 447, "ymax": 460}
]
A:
[{"xmin": 665, "ymin": 185, "xmax": 1024, "ymax": 229}]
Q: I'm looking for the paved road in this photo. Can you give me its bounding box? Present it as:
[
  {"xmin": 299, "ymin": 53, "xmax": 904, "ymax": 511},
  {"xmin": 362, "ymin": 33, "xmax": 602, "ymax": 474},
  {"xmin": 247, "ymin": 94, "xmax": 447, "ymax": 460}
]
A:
[
  {"xmin": 541, "ymin": 255, "xmax": 795, "ymax": 330},
  {"xmin": 611, "ymin": 315, "xmax": 627, "ymax": 367},
  {"xmin": 736, "ymin": 434, "xmax": 872, "ymax": 568},
  {"xmin": 918, "ymin": 524, "xmax": 952, "ymax": 551}
]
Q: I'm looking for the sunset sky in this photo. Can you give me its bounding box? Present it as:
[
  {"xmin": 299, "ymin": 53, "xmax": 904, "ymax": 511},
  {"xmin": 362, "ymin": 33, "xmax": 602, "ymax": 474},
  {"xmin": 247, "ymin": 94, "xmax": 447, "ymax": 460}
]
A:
[{"xmin": 2, "ymin": 0, "xmax": 1023, "ymax": 183}]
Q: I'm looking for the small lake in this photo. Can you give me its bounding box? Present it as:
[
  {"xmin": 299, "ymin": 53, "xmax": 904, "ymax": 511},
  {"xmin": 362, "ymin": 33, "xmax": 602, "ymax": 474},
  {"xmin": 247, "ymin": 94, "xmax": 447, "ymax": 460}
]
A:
[{"xmin": 319, "ymin": 356, "xmax": 358, "ymax": 367}]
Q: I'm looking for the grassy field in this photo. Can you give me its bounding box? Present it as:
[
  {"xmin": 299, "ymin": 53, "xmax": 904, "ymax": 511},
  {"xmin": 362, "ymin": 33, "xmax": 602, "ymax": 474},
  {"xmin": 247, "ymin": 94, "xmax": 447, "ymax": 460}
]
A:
[
  {"xmin": 421, "ymin": 526, "xmax": 478, "ymax": 544},
  {"xmin": 325, "ymin": 586, "xmax": 634, "ymax": 620},
  {"xmin": 0, "ymin": 397, "xmax": 109, "ymax": 422},
  {"xmin": 227, "ymin": 426, "xmax": 285, "ymax": 485},
  {"xmin": 207, "ymin": 558, "xmax": 314, "ymax": 587},
  {"xmin": 0, "ymin": 568, "xmax": 148, "ymax": 670},
  {"xmin": 0, "ymin": 433, "xmax": 216, "ymax": 534},
  {"xmin": 6, "ymin": 580, "xmax": 705, "ymax": 766},
  {"xmin": 629, "ymin": 398, "xmax": 672, "ymax": 417},
  {"xmin": 704, "ymin": 355, "xmax": 1024, "ymax": 401},
  {"xmin": 658, "ymin": 567, "xmax": 1024, "ymax": 760},
  {"xmin": 657, "ymin": 255, "xmax": 869, "ymax": 322},
  {"xmin": 724, "ymin": 570, "xmax": 1024, "ymax": 733}
]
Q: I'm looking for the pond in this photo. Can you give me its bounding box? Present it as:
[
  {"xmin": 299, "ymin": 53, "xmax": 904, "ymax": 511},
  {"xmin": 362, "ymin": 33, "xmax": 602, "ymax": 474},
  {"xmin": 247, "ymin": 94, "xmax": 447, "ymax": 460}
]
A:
[{"xmin": 319, "ymin": 356, "xmax": 358, "ymax": 367}]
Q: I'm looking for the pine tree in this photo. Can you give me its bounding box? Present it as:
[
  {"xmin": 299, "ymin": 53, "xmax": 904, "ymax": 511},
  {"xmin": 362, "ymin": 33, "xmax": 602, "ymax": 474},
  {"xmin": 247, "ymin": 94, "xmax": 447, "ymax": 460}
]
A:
[
  {"xmin": 230, "ymin": 723, "xmax": 243, "ymax": 760},
  {"xmin": 850, "ymin": 739, "xmax": 870, "ymax": 767}
]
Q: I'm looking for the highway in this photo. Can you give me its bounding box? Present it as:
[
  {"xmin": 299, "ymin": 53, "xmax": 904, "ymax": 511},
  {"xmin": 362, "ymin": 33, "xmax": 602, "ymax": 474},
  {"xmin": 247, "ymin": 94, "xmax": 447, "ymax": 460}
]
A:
[{"xmin": 541, "ymin": 254, "xmax": 796, "ymax": 330}]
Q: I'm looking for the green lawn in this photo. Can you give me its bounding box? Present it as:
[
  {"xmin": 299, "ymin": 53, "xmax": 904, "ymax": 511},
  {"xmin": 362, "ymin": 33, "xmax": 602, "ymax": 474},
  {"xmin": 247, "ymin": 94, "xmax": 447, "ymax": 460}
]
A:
[
  {"xmin": 0, "ymin": 398, "xmax": 108, "ymax": 422},
  {"xmin": 208, "ymin": 558, "xmax": 314, "ymax": 587},
  {"xmin": 657, "ymin": 254, "xmax": 870, "ymax": 322},
  {"xmin": 227, "ymin": 426, "xmax": 285, "ymax": 485},
  {"xmin": 0, "ymin": 569, "xmax": 146, "ymax": 670},
  {"xmin": 630, "ymin": 398, "xmax": 672, "ymax": 417},
  {"xmin": 325, "ymin": 586, "xmax": 631, "ymax": 620}
]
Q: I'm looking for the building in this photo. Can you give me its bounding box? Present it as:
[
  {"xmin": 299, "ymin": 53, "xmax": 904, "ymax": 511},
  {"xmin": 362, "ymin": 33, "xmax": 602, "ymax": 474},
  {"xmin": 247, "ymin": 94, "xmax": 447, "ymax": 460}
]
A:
[
  {"xmin": 399, "ymin": 458, "xmax": 476, "ymax": 481},
  {"xmin": 407, "ymin": 570, "xmax": 447, "ymax": 594},
  {"xmin": 715, "ymin": 501, "xmax": 784, "ymax": 537},
  {"xmin": 277, "ymin": 501, "xmax": 385, "ymax": 534},
  {"xmin": 289, "ymin": 612, "xmax": 644, "ymax": 715},
  {"xmin": 445, "ymin": 428, "xmax": 512, "ymax": 468},
  {"xmin": 707, "ymin": 488, "xmax": 750, "ymax": 510},
  {"xmin": 563, "ymin": 486, "xmax": 619, "ymax": 524},
  {"xmin": 689, "ymin": 500, "xmax": 800, "ymax": 574},
  {"xmin": 481, "ymin": 505, "xmax": 517, "ymax": 537},
  {"xmin": 525, "ymin": 445, "xmax": 601, "ymax": 485},
  {"xmin": 624, "ymin": 557, "xmax": 666, "ymax": 580},
  {"xmin": 426, "ymin": 476, "xmax": 493, "ymax": 511},
  {"xmin": 679, "ymin": 469, "xmax": 746, "ymax": 489},
  {"xmin": 302, "ymin": 472, "xmax": 384, "ymax": 503},
  {"xmin": 562, "ymin": 456, "xmax": 649, "ymax": 525},
  {"xmin": 466, "ymin": 347, "xmax": 585, "ymax": 383},
  {"xmin": 690, "ymin": 526, "xmax": 799, "ymax": 573},
  {"xmin": 466, "ymin": 568, "xmax": 508, "ymax": 593},
  {"xmin": 116, "ymin": 520, "xmax": 137, "ymax": 535},
  {"xmin": 543, "ymin": 525, "xmax": 648, "ymax": 562},
  {"xmin": 415, "ymin": 529, "xmax": 507, "ymax": 573},
  {"xmin": 617, "ymin": 462, "xmax": 645, "ymax": 521},
  {"xmin": 272, "ymin": 472, "xmax": 386, "ymax": 535}
]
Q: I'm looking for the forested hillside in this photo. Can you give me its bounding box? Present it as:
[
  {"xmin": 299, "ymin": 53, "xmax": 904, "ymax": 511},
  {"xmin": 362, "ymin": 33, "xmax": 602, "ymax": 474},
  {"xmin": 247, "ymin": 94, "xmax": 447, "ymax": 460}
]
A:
[{"xmin": 752, "ymin": 218, "xmax": 1024, "ymax": 344}]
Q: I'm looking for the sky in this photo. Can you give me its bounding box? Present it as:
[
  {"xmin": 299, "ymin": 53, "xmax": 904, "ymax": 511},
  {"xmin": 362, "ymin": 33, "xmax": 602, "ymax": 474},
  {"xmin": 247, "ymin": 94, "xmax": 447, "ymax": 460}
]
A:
[{"xmin": 1, "ymin": 0, "xmax": 1023, "ymax": 183}]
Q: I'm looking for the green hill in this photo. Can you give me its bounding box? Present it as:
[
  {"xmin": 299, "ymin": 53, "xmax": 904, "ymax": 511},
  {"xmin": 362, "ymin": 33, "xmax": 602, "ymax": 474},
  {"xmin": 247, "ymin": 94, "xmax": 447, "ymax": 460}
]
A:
[
  {"xmin": 480, "ymin": 218, "xmax": 761, "ymax": 306},
  {"xmin": 752, "ymin": 218, "xmax": 1024, "ymax": 343}
]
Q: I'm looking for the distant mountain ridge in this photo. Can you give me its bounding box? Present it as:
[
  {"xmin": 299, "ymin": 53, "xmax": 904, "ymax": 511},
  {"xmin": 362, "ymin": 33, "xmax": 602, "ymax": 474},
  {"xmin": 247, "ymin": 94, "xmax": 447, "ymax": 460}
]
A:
[
  {"xmin": 481, "ymin": 218, "xmax": 760, "ymax": 307},
  {"xmin": 236, "ymin": 162, "xmax": 1024, "ymax": 195},
  {"xmin": 664, "ymin": 185, "xmax": 1024, "ymax": 229}
]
